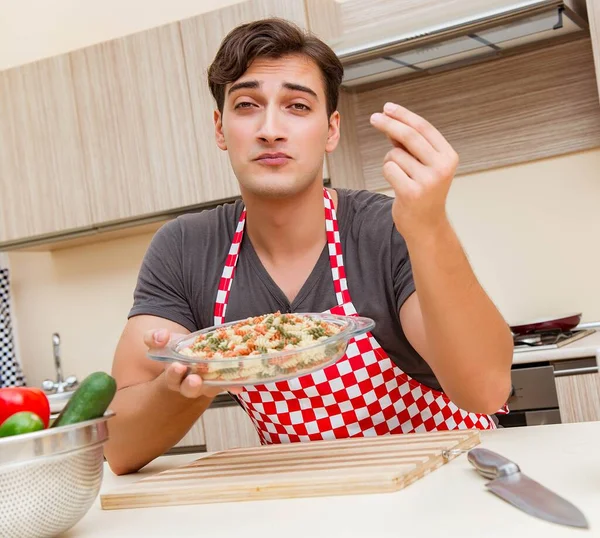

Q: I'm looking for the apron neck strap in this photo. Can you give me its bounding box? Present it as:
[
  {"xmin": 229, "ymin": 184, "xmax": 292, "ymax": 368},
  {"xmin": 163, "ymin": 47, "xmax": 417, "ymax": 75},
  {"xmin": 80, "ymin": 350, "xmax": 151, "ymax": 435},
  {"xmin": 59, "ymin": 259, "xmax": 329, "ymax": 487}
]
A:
[
  {"xmin": 213, "ymin": 188, "xmax": 350, "ymax": 325},
  {"xmin": 323, "ymin": 188, "xmax": 351, "ymax": 306}
]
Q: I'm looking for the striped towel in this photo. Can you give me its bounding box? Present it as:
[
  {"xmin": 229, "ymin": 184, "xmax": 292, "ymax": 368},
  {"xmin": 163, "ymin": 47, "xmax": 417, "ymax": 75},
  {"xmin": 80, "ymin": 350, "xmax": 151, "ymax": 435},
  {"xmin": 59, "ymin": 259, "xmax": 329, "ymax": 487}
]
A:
[{"xmin": 0, "ymin": 253, "xmax": 26, "ymax": 387}]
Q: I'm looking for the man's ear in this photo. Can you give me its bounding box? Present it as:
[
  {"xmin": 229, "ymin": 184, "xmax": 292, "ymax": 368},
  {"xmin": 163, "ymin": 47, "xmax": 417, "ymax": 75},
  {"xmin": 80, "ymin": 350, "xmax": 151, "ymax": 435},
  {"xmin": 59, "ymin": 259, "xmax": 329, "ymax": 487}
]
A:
[
  {"xmin": 325, "ymin": 110, "xmax": 341, "ymax": 153},
  {"xmin": 214, "ymin": 109, "xmax": 227, "ymax": 151}
]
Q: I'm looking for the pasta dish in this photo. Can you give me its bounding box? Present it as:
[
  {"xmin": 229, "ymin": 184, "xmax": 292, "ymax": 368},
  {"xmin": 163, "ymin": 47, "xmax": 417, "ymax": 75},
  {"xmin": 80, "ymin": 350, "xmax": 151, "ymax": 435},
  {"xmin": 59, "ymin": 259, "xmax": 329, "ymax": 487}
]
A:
[{"xmin": 181, "ymin": 311, "xmax": 342, "ymax": 359}]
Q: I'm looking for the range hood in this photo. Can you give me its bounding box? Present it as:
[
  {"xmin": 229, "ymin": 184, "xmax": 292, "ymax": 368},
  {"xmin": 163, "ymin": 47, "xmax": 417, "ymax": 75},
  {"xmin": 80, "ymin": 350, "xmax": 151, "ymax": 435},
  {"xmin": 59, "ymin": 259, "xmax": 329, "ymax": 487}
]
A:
[{"xmin": 337, "ymin": 1, "xmax": 588, "ymax": 88}]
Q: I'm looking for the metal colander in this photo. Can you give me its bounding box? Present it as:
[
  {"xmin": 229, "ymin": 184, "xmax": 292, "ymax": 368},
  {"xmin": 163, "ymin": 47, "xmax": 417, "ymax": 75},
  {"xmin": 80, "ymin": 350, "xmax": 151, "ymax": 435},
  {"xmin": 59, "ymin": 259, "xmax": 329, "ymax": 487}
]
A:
[{"xmin": 0, "ymin": 412, "xmax": 113, "ymax": 538}]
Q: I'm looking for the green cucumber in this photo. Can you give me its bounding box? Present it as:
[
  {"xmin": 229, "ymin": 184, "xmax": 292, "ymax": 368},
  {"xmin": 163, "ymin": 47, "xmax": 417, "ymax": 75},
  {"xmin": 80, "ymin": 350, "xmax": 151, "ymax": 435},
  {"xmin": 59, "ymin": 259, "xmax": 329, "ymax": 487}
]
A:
[
  {"xmin": 0, "ymin": 411, "xmax": 45, "ymax": 437},
  {"xmin": 51, "ymin": 372, "xmax": 117, "ymax": 428}
]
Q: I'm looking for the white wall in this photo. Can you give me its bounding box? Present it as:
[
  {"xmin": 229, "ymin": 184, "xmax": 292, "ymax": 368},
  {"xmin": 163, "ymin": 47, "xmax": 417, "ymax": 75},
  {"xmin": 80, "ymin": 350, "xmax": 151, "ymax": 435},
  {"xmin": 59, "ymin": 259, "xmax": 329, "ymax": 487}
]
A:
[
  {"xmin": 381, "ymin": 147, "xmax": 600, "ymax": 326},
  {"xmin": 0, "ymin": 0, "xmax": 244, "ymax": 69},
  {"xmin": 448, "ymin": 149, "xmax": 600, "ymax": 327},
  {"xmin": 9, "ymin": 233, "xmax": 152, "ymax": 387}
]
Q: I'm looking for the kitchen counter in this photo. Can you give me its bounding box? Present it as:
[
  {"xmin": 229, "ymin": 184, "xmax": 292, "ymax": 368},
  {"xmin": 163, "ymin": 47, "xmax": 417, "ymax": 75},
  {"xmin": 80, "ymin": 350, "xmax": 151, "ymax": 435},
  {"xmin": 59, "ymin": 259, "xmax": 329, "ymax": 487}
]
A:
[
  {"xmin": 512, "ymin": 328, "xmax": 600, "ymax": 365},
  {"xmin": 63, "ymin": 421, "xmax": 600, "ymax": 538}
]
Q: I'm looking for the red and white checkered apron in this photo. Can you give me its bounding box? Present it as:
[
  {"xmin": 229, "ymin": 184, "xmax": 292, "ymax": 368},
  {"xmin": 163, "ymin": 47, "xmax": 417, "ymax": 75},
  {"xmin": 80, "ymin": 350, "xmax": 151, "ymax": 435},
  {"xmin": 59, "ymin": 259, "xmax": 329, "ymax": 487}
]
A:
[{"xmin": 214, "ymin": 189, "xmax": 504, "ymax": 444}]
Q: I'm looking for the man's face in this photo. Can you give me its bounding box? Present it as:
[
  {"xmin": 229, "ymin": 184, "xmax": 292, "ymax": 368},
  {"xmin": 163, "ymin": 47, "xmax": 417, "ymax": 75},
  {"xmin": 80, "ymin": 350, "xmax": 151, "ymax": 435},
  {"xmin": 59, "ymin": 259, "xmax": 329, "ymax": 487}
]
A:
[{"xmin": 214, "ymin": 54, "xmax": 340, "ymax": 199}]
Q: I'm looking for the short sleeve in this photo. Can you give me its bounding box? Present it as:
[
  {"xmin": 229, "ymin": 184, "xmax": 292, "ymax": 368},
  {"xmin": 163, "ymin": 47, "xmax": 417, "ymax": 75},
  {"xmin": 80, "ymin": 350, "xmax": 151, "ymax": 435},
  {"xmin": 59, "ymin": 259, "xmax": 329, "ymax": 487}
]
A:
[
  {"xmin": 391, "ymin": 227, "xmax": 416, "ymax": 313},
  {"xmin": 128, "ymin": 219, "xmax": 197, "ymax": 332}
]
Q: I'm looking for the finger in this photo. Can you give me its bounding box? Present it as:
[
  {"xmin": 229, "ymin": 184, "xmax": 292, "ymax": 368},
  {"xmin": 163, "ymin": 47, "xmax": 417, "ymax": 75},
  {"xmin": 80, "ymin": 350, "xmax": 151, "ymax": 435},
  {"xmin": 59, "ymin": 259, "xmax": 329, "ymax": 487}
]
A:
[
  {"xmin": 144, "ymin": 328, "xmax": 170, "ymax": 349},
  {"xmin": 165, "ymin": 362, "xmax": 188, "ymax": 391},
  {"xmin": 384, "ymin": 147, "xmax": 427, "ymax": 180},
  {"xmin": 382, "ymin": 102, "xmax": 451, "ymax": 154},
  {"xmin": 180, "ymin": 373, "xmax": 206, "ymax": 399},
  {"xmin": 383, "ymin": 161, "xmax": 420, "ymax": 199},
  {"xmin": 370, "ymin": 112, "xmax": 437, "ymax": 166}
]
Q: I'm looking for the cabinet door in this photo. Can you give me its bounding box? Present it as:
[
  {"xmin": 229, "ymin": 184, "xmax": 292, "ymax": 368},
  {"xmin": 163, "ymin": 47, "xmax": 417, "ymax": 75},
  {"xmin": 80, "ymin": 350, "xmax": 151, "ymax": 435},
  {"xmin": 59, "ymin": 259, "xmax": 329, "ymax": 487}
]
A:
[
  {"xmin": 169, "ymin": 417, "xmax": 207, "ymax": 454},
  {"xmin": 555, "ymin": 373, "xmax": 600, "ymax": 423},
  {"xmin": 179, "ymin": 0, "xmax": 308, "ymax": 202},
  {"xmin": 333, "ymin": 38, "xmax": 600, "ymax": 192},
  {"xmin": 326, "ymin": 89, "xmax": 366, "ymax": 190},
  {"xmin": 0, "ymin": 57, "xmax": 92, "ymax": 243},
  {"xmin": 70, "ymin": 23, "xmax": 203, "ymax": 223},
  {"xmin": 202, "ymin": 405, "xmax": 261, "ymax": 452}
]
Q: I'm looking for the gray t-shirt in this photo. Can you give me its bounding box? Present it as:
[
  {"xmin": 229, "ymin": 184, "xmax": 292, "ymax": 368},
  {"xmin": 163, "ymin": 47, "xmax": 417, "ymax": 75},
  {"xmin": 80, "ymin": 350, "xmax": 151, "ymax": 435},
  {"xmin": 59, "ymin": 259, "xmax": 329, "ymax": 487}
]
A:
[{"xmin": 129, "ymin": 188, "xmax": 441, "ymax": 389}]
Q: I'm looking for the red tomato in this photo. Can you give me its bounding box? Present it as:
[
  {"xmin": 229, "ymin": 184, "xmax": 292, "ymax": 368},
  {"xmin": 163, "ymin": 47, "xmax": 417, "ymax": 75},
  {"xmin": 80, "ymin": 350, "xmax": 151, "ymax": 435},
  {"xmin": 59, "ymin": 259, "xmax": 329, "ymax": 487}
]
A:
[{"xmin": 0, "ymin": 387, "xmax": 51, "ymax": 428}]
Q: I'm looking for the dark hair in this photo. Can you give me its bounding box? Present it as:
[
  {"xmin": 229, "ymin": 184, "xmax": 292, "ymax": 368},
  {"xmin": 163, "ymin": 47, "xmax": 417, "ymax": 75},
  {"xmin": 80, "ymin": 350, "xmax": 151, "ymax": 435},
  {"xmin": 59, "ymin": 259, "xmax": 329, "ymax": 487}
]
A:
[{"xmin": 207, "ymin": 18, "xmax": 344, "ymax": 117}]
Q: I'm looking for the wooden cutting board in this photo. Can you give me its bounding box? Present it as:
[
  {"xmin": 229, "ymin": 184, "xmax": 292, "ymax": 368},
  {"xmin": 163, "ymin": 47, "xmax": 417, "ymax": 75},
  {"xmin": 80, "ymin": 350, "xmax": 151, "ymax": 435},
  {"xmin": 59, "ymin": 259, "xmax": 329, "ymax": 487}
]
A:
[{"xmin": 101, "ymin": 429, "xmax": 480, "ymax": 510}]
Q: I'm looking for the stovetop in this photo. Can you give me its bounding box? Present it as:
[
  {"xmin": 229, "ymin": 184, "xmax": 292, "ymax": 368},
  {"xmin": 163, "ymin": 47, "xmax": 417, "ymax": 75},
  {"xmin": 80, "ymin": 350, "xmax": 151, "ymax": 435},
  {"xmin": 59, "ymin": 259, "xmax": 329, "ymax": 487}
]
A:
[{"xmin": 513, "ymin": 329, "xmax": 596, "ymax": 353}]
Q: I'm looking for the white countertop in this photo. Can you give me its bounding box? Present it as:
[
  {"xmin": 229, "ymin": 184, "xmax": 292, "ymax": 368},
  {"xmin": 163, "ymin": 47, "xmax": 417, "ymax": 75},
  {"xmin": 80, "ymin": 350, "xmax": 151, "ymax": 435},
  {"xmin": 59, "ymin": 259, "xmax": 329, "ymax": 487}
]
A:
[
  {"xmin": 63, "ymin": 421, "xmax": 600, "ymax": 538},
  {"xmin": 512, "ymin": 328, "xmax": 600, "ymax": 365}
]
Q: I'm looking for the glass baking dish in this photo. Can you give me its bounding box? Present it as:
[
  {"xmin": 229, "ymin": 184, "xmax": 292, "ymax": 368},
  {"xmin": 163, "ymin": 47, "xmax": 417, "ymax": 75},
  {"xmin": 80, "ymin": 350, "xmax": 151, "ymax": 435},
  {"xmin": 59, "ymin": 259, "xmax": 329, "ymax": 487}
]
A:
[{"xmin": 147, "ymin": 312, "xmax": 375, "ymax": 386}]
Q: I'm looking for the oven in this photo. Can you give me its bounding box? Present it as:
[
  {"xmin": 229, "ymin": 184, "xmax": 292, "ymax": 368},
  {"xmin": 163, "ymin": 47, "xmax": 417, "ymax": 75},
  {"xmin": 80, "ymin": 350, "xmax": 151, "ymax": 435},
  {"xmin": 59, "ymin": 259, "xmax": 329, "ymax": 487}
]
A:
[
  {"xmin": 498, "ymin": 364, "xmax": 561, "ymax": 427},
  {"xmin": 498, "ymin": 356, "xmax": 599, "ymax": 428},
  {"xmin": 496, "ymin": 321, "xmax": 599, "ymax": 428}
]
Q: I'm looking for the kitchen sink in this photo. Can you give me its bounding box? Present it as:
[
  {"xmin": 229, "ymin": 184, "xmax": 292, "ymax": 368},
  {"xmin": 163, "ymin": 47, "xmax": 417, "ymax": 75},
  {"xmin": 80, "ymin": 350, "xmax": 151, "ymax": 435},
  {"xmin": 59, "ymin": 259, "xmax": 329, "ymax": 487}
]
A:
[{"xmin": 47, "ymin": 391, "xmax": 73, "ymax": 415}]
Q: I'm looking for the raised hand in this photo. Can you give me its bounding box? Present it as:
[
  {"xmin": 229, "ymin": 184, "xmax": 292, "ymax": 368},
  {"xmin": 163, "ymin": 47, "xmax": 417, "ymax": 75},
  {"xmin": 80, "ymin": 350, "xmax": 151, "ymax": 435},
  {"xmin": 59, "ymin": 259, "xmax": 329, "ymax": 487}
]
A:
[{"xmin": 369, "ymin": 102, "xmax": 459, "ymax": 242}]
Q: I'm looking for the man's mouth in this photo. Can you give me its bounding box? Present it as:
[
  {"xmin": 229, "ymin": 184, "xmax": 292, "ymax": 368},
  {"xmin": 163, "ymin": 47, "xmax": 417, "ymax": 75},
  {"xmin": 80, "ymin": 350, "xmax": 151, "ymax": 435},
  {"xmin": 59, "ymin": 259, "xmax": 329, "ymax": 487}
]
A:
[{"xmin": 254, "ymin": 152, "xmax": 291, "ymax": 166}]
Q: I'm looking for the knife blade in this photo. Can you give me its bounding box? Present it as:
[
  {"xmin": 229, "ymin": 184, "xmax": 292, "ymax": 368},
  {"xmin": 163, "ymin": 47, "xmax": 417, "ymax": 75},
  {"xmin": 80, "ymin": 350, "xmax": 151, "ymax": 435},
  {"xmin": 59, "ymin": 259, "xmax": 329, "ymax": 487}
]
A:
[{"xmin": 467, "ymin": 447, "xmax": 589, "ymax": 529}]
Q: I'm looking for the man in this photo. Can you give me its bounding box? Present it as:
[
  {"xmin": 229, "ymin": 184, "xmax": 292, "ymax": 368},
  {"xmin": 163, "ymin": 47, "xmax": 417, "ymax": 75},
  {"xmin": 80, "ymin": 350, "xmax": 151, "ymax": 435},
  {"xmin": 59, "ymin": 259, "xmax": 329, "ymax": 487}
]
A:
[{"xmin": 105, "ymin": 18, "xmax": 513, "ymax": 475}]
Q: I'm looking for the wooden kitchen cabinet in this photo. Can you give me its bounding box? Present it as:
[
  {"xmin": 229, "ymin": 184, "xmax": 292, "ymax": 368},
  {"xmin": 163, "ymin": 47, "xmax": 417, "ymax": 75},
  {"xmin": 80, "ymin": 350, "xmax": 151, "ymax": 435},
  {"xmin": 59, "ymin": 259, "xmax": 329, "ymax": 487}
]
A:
[
  {"xmin": 178, "ymin": 0, "xmax": 308, "ymax": 203},
  {"xmin": 169, "ymin": 395, "xmax": 263, "ymax": 454},
  {"xmin": 70, "ymin": 0, "xmax": 309, "ymax": 223},
  {"xmin": 328, "ymin": 37, "xmax": 600, "ymax": 192},
  {"xmin": 555, "ymin": 372, "xmax": 600, "ymax": 423},
  {"xmin": 70, "ymin": 23, "xmax": 205, "ymax": 224},
  {"xmin": 0, "ymin": 56, "xmax": 93, "ymax": 243},
  {"xmin": 202, "ymin": 403, "xmax": 261, "ymax": 452},
  {"xmin": 4, "ymin": 0, "xmax": 596, "ymax": 248},
  {"xmin": 0, "ymin": 0, "xmax": 310, "ymax": 249},
  {"xmin": 309, "ymin": 0, "xmax": 600, "ymax": 192},
  {"xmin": 169, "ymin": 417, "xmax": 207, "ymax": 454},
  {"xmin": 326, "ymin": 90, "xmax": 366, "ymax": 191}
]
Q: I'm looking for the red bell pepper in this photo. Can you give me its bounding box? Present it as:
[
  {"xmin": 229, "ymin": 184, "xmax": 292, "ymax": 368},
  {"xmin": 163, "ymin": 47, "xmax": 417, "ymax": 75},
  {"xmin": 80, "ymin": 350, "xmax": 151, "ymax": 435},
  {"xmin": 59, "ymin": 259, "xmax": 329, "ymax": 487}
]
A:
[{"xmin": 0, "ymin": 387, "xmax": 50, "ymax": 428}]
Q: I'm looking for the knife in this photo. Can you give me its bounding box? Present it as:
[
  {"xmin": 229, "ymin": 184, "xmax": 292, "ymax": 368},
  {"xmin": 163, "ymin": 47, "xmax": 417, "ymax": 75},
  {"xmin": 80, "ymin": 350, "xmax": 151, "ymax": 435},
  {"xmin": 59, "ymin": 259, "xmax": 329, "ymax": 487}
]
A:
[{"xmin": 468, "ymin": 447, "xmax": 589, "ymax": 529}]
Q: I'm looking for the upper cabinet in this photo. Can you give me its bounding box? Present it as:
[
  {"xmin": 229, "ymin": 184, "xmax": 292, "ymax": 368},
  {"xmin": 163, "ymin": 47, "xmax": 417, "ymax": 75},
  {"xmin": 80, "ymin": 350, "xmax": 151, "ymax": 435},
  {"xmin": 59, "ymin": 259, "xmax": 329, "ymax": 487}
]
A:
[
  {"xmin": 0, "ymin": 0, "xmax": 309, "ymax": 248},
  {"xmin": 339, "ymin": 37, "xmax": 600, "ymax": 192},
  {"xmin": 0, "ymin": 0, "xmax": 599, "ymax": 248},
  {"xmin": 179, "ymin": 0, "xmax": 308, "ymax": 204},
  {"xmin": 317, "ymin": 0, "xmax": 600, "ymax": 192},
  {"xmin": 71, "ymin": 0, "xmax": 308, "ymax": 224},
  {"xmin": 70, "ymin": 23, "xmax": 203, "ymax": 224},
  {"xmin": 0, "ymin": 57, "xmax": 93, "ymax": 243}
]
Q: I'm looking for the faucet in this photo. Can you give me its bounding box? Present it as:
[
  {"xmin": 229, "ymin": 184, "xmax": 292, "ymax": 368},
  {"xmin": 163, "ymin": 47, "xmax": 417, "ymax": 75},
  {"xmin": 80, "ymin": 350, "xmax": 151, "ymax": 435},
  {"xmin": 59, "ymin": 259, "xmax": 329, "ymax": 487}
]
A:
[{"xmin": 42, "ymin": 333, "xmax": 78, "ymax": 394}]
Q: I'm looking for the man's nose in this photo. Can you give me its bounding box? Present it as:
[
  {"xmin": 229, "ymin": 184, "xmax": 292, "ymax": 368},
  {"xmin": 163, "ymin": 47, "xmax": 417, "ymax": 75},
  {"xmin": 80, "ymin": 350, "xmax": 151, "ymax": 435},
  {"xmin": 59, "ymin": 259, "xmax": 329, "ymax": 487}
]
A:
[{"xmin": 257, "ymin": 106, "xmax": 286, "ymax": 143}]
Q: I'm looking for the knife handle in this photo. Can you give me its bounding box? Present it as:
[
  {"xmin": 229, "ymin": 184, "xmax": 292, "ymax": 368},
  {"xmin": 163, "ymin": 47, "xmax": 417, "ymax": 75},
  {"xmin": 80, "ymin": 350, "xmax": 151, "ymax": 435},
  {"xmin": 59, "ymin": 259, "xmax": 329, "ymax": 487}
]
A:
[{"xmin": 467, "ymin": 448, "xmax": 521, "ymax": 480}]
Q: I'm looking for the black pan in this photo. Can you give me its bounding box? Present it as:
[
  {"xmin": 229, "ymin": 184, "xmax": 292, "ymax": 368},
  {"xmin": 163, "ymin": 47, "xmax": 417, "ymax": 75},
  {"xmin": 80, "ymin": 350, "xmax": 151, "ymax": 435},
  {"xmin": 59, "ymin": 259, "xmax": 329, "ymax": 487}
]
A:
[{"xmin": 510, "ymin": 313, "xmax": 582, "ymax": 336}]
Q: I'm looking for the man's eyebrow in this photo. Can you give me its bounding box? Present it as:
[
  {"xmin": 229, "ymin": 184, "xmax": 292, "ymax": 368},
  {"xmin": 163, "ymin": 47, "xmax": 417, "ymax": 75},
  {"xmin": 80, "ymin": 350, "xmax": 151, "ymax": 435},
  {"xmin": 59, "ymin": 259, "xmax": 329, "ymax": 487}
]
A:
[
  {"xmin": 227, "ymin": 80, "xmax": 260, "ymax": 95},
  {"xmin": 283, "ymin": 82, "xmax": 318, "ymax": 99},
  {"xmin": 227, "ymin": 80, "xmax": 319, "ymax": 99}
]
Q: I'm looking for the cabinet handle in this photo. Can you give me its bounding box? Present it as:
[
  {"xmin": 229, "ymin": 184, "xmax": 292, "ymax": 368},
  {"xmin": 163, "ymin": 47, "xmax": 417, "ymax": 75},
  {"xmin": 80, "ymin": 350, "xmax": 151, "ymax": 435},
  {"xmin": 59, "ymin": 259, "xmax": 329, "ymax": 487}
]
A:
[{"xmin": 554, "ymin": 366, "xmax": 598, "ymax": 377}]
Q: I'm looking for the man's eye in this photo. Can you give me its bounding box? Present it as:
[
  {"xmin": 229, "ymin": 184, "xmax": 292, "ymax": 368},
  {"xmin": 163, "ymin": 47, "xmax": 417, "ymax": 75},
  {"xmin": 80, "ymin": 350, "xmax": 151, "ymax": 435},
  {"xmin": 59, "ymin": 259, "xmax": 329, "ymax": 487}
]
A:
[
  {"xmin": 291, "ymin": 103, "xmax": 310, "ymax": 111},
  {"xmin": 235, "ymin": 102, "xmax": 255, "ymax": 109}
]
